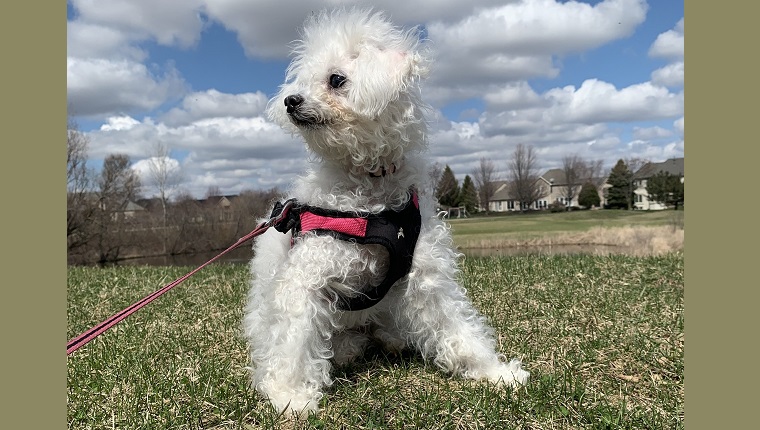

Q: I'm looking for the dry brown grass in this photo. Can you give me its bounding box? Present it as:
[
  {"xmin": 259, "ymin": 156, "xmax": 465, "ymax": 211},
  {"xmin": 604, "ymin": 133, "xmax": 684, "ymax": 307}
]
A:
[{"xmin": 459, "ymin": 225, "xmax": 684, "ymax": 257}]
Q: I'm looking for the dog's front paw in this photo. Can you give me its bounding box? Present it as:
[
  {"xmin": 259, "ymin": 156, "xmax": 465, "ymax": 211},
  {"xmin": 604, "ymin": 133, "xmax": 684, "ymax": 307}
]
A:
[
  {"xmin": 267, "ymin": 391, "xmax": 321, "ymax": 419},
  {"xmin": 494, "ymin": 358, "xmax": 530, "ymax": 388}
]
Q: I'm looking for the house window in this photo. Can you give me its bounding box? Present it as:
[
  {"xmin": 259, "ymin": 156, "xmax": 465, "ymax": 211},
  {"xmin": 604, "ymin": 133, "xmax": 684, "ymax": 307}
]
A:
[{"xmin": 507, "ymin": 200, "xmax": 514, "ymax": 210}]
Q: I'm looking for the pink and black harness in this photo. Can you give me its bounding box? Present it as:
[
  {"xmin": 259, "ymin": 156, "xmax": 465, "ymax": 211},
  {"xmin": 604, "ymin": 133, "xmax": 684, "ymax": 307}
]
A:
[{"xmin": 270, "ymin": 191, "xmax": 422, "ymax": 311}]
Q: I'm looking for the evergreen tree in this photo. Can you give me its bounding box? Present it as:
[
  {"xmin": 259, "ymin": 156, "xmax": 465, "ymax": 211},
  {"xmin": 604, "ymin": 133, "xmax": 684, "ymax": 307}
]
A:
[
  {"xmin": 606, "ymin": 159, "xmax": 633, "ymax": 209},
  {"xmin": 647, "ymin": 171, "xmax": 684, "ymax": 210},
  {"xmin": 459, "ymin": 175, "xmax": 478, "ymax": 214},
  {"xmin": 436, "ymin": 165, "xmax": 460, "ymax": 207},
  {"xmin": 578, "ymin": 182, "xmax": 601, "ymax": 208}
]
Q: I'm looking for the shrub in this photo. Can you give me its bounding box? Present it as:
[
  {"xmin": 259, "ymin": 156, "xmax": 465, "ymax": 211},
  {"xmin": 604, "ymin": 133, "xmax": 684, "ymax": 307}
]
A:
[{"xmin": 549, "ymin": 201, "xmax": 566, "ymax": 213}]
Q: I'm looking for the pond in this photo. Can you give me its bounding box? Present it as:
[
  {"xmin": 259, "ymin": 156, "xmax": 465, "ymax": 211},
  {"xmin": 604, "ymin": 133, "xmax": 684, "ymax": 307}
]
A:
[
  {"xmin": 102, "ymin": 243, "xmax": 627, "ymax": 267},
  {"xmin": 103, "ymin": 247, "xmax": 254, "ymax": 267},
  {"xmin": 461, "ymin": 243, "xmax": 627, "ymax": 258}
]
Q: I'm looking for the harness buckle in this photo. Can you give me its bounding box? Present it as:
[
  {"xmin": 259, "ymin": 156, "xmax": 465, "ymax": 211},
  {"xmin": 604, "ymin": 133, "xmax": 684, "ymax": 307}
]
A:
[{"xmin": 269, "ymin": 199, "xmax": 301, "ymax": 233}]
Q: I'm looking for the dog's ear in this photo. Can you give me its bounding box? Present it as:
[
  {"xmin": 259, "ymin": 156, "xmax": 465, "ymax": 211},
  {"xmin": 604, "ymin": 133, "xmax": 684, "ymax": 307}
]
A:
[{"xmin": 349, "ymin": 45, "xmax": 426, "ymax": 119}]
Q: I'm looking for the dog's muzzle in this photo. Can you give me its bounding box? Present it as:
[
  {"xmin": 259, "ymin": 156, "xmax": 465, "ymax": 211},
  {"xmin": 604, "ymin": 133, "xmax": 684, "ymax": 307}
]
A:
[
  {"xmin": 284, "ymin": 94, "xmax": 324, "ymax": 129},
  {"xmin": 284, "ymin": 94, "xmax": 304, "ymax": 114}
]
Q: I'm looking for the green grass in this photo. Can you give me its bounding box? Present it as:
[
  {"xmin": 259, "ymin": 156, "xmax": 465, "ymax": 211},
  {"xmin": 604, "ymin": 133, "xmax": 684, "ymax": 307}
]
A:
[
  {"xmin": 67, "ymin": 254, "xmax": 683, "ymax": 429},
  {"xmin": 447, "ymin": 209, "xmax": 684, "ymax": 244}
]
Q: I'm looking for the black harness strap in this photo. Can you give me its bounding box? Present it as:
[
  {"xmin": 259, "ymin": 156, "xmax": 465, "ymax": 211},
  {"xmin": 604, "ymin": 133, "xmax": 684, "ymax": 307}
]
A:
[{"xmin": 270, "ymin": 193, "xmax": 422, "ymax": 311}]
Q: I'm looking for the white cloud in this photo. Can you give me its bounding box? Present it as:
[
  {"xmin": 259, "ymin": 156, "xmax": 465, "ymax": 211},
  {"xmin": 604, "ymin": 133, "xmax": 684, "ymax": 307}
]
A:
[
  {"xmin": 161, "ymin": 90, "xmax": 270, "ymax": 127},
  {"xmin": 633, "ymin": 126, "xmax": 673, "ymax": 140},
  {"xmin": 68, "ymin": 1, "xmax": 684, "ymax": 194},
  {"xmin": 647, "ymin": 19, "xmax": 684, "ymax": 90},
  {"xmin": 67, "ymin": 0, "xmax": 204, "ymax": 118},
  {"xmin": 67, "ymin": 57, "xmax": 187, "ymax": 118},
  {"xmin": 425, "ymin": 0, "xmax": 648, "ymax": 105},
  {"xmin": 674, "ymin": 117, "xmax": 684, "ymax": 135},
  {"xmin": 85, "ymin": 113, "xmax": 308, "ymax": 196},
  {"xmin": 202, "ymin": 0, "xmax": 515, "ymax": 58},
  {"xmin": 132, "ymin": 156, "xmax": 183, "ymax": 192},
  {"xmin": 649, "ymin": 18, "xmax": 684, "ymax": 61},
  {"xmin": 478, "ymin": 79, "xmax": 683, "ymax": 140},
  {"xmin": 483, "ymin": 82, "xmax": 545, "ymax": 110},
  {"xmin": 70, "ymin": 0, "xmax": 205, "ymax": 48},
  {"xmin": 67, "ymin": 21, "xmax": 147, "ymax": 61},
  {"xmin": 651, "ymin": 61, "xmax": 684, "ymax": 88},
  {"xmin": 100, "ymin": 116, "xmax": 141, "ymax": 131},
  {"xmin": 549, "ymin": 79, "xmax": 683, "ymax": 124}
]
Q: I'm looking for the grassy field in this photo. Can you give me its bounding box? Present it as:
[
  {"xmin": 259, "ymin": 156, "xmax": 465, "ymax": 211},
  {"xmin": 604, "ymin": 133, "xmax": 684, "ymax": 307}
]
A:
[
  {"xmin": 67, "ymin": 253, "xmax": 684, "ymax": 429},
  {"xmin": 447, "ymin": 209, "xmax": 684, "ymax": 255}
]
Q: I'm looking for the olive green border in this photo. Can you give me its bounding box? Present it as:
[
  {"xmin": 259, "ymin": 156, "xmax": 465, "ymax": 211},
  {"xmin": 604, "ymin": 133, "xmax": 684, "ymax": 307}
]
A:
[
  {"xmin": 51, "ymin": 1, "xmax": 730, "ymax": 428},
  {"xmin": 685, "ymin": 1, "xmax": 753, "ymax": 429},
  {"xmin": 4, "ymin": 1, "xmax": 65, "ymax": 428}
]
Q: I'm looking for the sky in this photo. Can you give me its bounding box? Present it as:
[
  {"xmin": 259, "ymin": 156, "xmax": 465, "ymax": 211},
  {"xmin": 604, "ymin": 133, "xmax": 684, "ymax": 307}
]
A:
[{"xmin": 67, "ymin": 0, "xmax": 684, "ymax": 199}]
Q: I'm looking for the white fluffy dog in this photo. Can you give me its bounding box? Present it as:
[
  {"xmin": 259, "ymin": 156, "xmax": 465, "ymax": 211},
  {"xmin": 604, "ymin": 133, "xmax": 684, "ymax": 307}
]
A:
[{"xmin": 244, "ymin": 8, "xmax": 528, "ymax": 416}]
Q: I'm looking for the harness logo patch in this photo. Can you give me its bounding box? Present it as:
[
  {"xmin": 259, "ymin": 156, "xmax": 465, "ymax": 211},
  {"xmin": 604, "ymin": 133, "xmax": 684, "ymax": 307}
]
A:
[{"xmin": 398, "ymin": 227, "xmax": 405, "ymax": 239}]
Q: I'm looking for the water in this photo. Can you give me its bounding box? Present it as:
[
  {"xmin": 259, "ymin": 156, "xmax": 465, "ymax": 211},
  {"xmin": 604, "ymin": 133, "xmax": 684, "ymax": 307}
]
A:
[
  {"xmin": 102, "ymin": 243, "xmax": 626, "ymax": 267},
  {"xmin": 104, "ymin": 247, "xmax": 254, "ymax": 267},
  {"xmin": 462, "ymin": 243, "xmax": 625, "ymax": 258}
]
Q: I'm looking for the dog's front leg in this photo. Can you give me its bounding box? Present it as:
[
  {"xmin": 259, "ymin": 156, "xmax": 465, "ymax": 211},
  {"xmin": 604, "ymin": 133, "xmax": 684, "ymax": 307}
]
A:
[
  {"xmin": 245, "ymin": 235, "xmax": 339, "ymax": 417},
  {"xmin": 398, "ymin": 223, "xmax": 529, "ymax": 388}
]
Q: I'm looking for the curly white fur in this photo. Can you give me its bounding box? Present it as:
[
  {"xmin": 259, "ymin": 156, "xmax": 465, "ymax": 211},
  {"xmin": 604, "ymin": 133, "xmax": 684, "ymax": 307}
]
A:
[{"xmin": 245, "ymin": 8, "xmax": 528, "ymax": 417}]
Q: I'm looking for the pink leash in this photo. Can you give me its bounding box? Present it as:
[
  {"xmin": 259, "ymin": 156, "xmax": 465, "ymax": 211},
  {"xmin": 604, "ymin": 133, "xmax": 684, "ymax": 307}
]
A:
[{"xmin": 66, "ymin": 201, "xmax": 295, "ymax": 355}]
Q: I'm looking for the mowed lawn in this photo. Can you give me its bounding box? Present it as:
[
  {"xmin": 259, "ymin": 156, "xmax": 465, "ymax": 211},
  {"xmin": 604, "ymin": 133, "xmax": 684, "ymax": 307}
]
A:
[
  {"xmin": 67, "ymin": 252, "xmax": 684, "ymax": 429},
  {"xmin": 446, "ymin": 209, "xmax": 684, "ymax": 247}
]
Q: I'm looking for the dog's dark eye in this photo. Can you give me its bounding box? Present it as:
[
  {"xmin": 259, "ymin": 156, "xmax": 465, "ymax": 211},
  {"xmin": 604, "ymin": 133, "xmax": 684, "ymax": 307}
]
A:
[{"xmin": 329, "ymin": 74, "xmax": 347, "ymax": 89}]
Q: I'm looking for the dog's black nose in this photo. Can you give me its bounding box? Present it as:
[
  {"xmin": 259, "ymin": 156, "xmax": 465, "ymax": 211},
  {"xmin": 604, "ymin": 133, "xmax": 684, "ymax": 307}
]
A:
[{"xmin": 284, "ymin": 95, "xmax": 304, "ymax": 113}]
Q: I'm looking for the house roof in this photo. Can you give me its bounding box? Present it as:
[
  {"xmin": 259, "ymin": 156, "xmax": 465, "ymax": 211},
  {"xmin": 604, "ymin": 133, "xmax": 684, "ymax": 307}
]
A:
[
  {"xmin": 635, "ymin": 157, "xmax": 684, "ymax": 179},
  {"xmin": 541, "ymin": 168, "xmax": 567, "ymax": 185},
  {"xmin": 490, "ymin": 180, "xmax": 513, "ymax": 201},
  {"xmin": 120, "ymin": 201, "xmax": 146, "ymax": 212},
  {"xmin": 200, "ymin": 194, "xmax": 240, "ymax": 208},
  {"xmin": 136, "ymin": 197, "xmax": 164, "ymax": 211}
]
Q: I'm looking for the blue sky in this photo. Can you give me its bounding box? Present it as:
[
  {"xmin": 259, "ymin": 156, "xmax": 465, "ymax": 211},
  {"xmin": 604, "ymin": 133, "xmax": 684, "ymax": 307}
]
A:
[{"xmin": 67, "ymin": 0, "xmax": 684, "ymax": 198}]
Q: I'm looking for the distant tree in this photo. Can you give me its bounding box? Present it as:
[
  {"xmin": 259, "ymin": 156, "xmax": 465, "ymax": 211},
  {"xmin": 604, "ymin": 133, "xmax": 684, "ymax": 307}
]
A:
[
  {"xmin": 436, "ymin": 165, "xmax": 460, "ymax": 207},
  {"xmin": 646, "ymin": 171, "xmax": 684, "ymax": 210},
  {"xmin": 428, "ymin": 162, "xmax": 444, "ymax": 197},
  {"xmin": 205, "ymin": 185, "xmax": 222, "ymax": 198},
  {"xmin": 578, "ymin": 182, "xmax": 601, "ymax": 208},
  {"xmin": 145, "ymin": 142, "xmax": 184, "ymax": 254},
  {"xmin": 473, "ymin": 157, "xmax": 499, "ymax": 214},
  {"xmin": 605, "ymin": 159, "xmax": 633, "ymax": 209},
  {"xmin": 94, "ymin": 154, "xmax": 142, "ymax": 263},
  {"xmin": 625, "ymin": 157, "xmax": 649, "ymax": 210},
  {"xmin": 584, "ymin": 159, "xmax": 607, "ymax": 189},
  {"xmin": 560, "ymin": 155, "xmax": 586, "ymax": 209},
  {"xmin": 146, "ymin": 142, "xmax": 183, "ymax": 225},
  {"xmin": 459, "ymin": 175, "xmax": 478, "ymax": 215},
  {"xmin": 508, "ymin": 144, "xmax": 545, "ymax": 211},
  {"xmin": 67, "ymin": 119, "xmax": 97, "ymax": 253},
  {"xmin": 167, "ymin": 191, "xmax": 204, "ymax": 255}
]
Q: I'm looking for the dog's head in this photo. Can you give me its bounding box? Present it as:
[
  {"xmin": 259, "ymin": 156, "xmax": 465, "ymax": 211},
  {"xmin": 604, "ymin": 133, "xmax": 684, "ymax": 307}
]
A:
[{"xmin": 267, "ymin": 9, "xmax": 430, "ymax": 174}]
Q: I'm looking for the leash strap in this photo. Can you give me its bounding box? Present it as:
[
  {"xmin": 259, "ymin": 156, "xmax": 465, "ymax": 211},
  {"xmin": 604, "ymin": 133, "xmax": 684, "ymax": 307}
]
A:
[{"xmin": 66, "ymin": 201, "xmax": 296, "ymax": 355}]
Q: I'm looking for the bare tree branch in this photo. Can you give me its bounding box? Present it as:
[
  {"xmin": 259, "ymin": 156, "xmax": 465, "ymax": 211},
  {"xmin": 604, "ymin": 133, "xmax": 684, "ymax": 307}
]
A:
[
  {"xmin": 473, "ymin": 157, "xmax": 499, "ymax": 214},
  {"xmin": 560, "ymin": 155, "xmax": 585, "ymax": 208},
  {"xmin": 508, "ymin": 144, "xmax": 546, "ymax": 211},
  {"xmin": 67, "ymin": 119, "xmax": 97, "ymax": 252}
]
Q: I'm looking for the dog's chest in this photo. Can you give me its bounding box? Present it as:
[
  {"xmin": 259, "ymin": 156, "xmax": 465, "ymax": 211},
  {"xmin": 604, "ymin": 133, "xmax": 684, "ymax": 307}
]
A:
[{"xmin": 295, "ymin": 236, "xmax": 390, "ymax": 290}]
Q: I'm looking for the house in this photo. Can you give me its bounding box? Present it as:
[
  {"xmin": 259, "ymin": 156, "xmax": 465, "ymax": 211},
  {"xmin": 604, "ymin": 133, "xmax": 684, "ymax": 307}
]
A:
[
  {"xmin": 485, "ymin": 170, "xmax": 606, "ymax": 213},
  {"xmin": 486, "ymin": 180, "xmax": 550, "ymax": 212},
  {"xmin": 200, "ymin": 195, "xmax": 239, "ymax": 221},
  {"xmin": 135, "ymin": 197, "xmax": 165, "ymax": 214},
  {"xmin": 540, "ymin": 169, "xmax": 608, "ymax": 209},
  {"xmin": 120, "ymin": 201, "xmax": 146, "ymax": 218},
  {"xmin": 540, "ymin": 169, "xmax": 579, "ymax": 207},
  {"xmin": 632, "ymin": 157, "xmax": 684, "ymax": 210}
]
